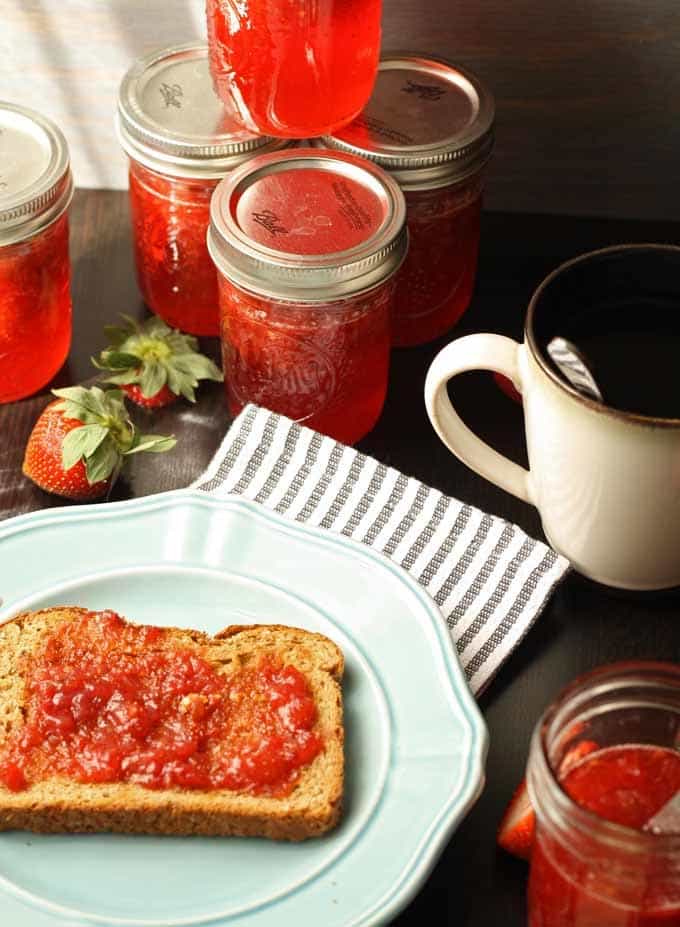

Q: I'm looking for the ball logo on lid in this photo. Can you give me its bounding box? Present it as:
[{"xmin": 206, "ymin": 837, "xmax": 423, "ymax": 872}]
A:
[
  {"xmin": 251, "ymin": 209, "xmax": 288, "ymax": 237},
  {"xmin": 250, "ymin": 205, "xmax": 335, "ymax": 239},
  {"xmin": 159, "ymin": 82, "xmax": 183, "ymax": 109},
  {"xmin": 401, "ymin": 80, "xmax": 446, "ymax": 102}
]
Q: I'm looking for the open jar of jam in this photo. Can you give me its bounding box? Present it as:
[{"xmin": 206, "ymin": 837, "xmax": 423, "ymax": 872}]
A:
[
  {"xmin": 527, "ymin": 662, "xmax": 680, "ymax": 927},
  {"xmin": 117, "ymin": 42, "xmax": 288, "ymax": 336},
  {"xmin": 322, "ymin": 56, "xmax": 494, "ymax": 347},
  {"xmin": 208, "ymin": 148, "xmax": 407, "ymax": 444},
  {"xmin": 205, "ymin": 0, "xmax": 381, "ymax": 138},
  {"xmin": 0, "ymin": 102, "xmax": 73, "ymax": 404}
]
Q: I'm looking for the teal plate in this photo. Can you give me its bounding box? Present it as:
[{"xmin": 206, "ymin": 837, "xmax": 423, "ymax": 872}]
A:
[{"xmin": 0, "ymin": 491, "xmax": 487, "ymax": 927}]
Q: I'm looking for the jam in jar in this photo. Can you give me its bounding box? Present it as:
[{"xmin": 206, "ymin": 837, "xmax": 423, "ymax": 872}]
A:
[
  {"xmin": 323, "ymin": 55, "xmax": 495, "ymax": 347},
  {"xmin": 208, "ymin": 148, "xmax": 407, "ymax": 444},
  {"xmin": 0, "ymin": 103, "xmax": 73, "ymax": 403},
  {"xmin": 206, "ymin": 0, "xmax": 381, "ymax": 139},
  {"xmin": 118, "ymin": 42, "xmax": 288, "ymax": 336},
  {"xmin": 527, "ymin": 662, "xmax": 680, "ymax": 927}
]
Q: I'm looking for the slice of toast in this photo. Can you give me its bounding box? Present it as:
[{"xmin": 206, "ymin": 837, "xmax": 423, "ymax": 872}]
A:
[{"xmin": 0, "ymin": 607, "xmax": 344, "ymax": 840}]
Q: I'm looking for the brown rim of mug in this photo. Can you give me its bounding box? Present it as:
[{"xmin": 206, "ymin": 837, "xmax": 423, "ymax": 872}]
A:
[{"xmin": 524, "ymin": 242, "xmax": 680, "ymax": 429}]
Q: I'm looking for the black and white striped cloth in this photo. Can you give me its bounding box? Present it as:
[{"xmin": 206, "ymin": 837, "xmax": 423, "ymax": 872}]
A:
[{"xmin": 194, "ymin": 405, "xmax": 570, "ymax": 695}]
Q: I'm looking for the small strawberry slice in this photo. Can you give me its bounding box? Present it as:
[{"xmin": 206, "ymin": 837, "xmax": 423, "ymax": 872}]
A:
[
  {"xmin": 93, "ymin": 314, "xmax": 223, "ymax": 408},
  {"xmin": 23, "ymin": 386, "xmax": 176, "ymax": 501},
  {"xmin": 497, "ymin": 778, "xmax": 534, "ymax": 860},
  {"xmin": 494, "ymin": 372, "xmax": 522, "ymax": 404},
  {"xmin": 497, "ymin": 740, "xmax": 600, "ymax": 861}
]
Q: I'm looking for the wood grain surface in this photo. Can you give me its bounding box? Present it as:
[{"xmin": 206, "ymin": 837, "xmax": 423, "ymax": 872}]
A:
[
  {"xmin": 383, "ymin": 0, "xmax": 680, "ymax": 221},
  {"xmin": 3, "ymin": 0, "xmax": 680, "ymax": 219},
  {"xmin": 1, "ymin": 190, "xmax": 679, "ymax": 924}
]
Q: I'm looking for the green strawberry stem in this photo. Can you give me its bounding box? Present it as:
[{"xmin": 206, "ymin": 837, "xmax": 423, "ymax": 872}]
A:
[
  {"xmin": 92, "ymin": 314, "xmax": 223, "ymax": 402},
  {"xmin": 53, "ymin": 386, "xmax": 176, "ymax": 485}
]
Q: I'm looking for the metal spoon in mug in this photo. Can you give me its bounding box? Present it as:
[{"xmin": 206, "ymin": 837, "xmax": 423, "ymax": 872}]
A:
[{"xmin": 547, "ymin": 337, "xmax": 604, "ymax": 403}]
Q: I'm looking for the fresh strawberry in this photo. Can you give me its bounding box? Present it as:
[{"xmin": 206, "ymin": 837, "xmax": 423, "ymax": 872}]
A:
[
  {"xmin": 22, "ymin": 386, "xmax": 176, "ymax": 501},
  {"xmin": 93, "ymin": 314, "xmax": 223, "ymax": 408},
  {"xmin": 121, "ymin": 383, "xmax": 178, "ymax": 410},
  {"xmin": 497, "ymin": 740, "xmax": 600, "ymax": 861},
  {"xmin": 497, "ymin": 778, "xmax": 534, "ymax": 860},
  {"xmin": 23, "ymin": 400, "xmax": 112, "ymax": 501}
]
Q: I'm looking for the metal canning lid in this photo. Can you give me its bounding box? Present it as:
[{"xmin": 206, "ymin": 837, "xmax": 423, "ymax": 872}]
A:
[
  {"xmin": 0, "ymin": 101, "xmax": 73, "ymax": 246},
  {"xmin": 208, "ymin": 148, "xmax": 408, "ymax": 302},
  {"xmin": 322, "ymin": 55, "xmax": 495, "ymax": 191},
  {"xmin": 117, "ymin": 41, "xmax": 288, "ymax": 179}
]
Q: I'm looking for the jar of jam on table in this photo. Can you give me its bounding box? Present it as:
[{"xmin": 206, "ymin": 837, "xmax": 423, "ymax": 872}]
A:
[
  {"xmin": 208, "ymin": 147, "xmax": 408, "ymax": 445},
  {"xmin": 322, "ymin": 55, "xmax": 494, "ymax": 347},
  {"xmin": 527, "ymin": 662, "xmax": 680, "ymax": 927},
  {"xmin": 0, "ymin": 102, "xmax": 73, "ymax": 403},
  {"xmin": 117, "ymin": 42, "xmax": 289, "ymax": 337},
  {"xmin": 206, "ymin": 0, "xmax": 382, "ymax": 138}
]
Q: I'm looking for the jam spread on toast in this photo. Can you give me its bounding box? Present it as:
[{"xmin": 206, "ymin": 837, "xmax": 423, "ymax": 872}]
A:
[{"xmin": 0, "ymin": 610, "xmax": 323, "ymax": 795}]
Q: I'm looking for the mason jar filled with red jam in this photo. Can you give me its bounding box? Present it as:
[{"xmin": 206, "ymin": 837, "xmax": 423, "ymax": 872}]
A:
[
  {"xmin": 117, "ymin": 42, "xmax": 288, "ymax": 336},
  {"xmin": 0, "ymin": 103, "xmax": 73, "ymax": 403},
  {"xmin": 208, "ymin": 148, "xmax": 407, "ymax": 444},
  {"xmin": 206, "ymin": 0, "xmax": 381, "ymax": 139},
  {"xmin": 322, "ymin": 56, "xmax": 495, "ymax": 347},
  {"xmin": 527, "ymin": 662, "xmax": 680, "ymax": 927}
]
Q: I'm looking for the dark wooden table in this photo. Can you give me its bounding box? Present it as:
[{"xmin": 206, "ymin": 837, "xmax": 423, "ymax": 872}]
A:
[{"xmin": 1, "ymin": 190, "xmax": 679, "ymax": 925}]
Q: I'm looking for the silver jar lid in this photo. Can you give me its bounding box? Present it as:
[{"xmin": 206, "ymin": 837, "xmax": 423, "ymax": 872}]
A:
[
  {"xmin": 322, "ymin": 55, "xmax": 495, "ymax": 190},
  {"xmin": 208, "ymin": 147, "xmax": 408, "ymax": 302},
  {"xmin": 0, "ymin": 101, "xmax": 73, "ymax": 246},
  {"xmin": 117, "ymin": 42, "xmax": 287, "ymax": 179}
]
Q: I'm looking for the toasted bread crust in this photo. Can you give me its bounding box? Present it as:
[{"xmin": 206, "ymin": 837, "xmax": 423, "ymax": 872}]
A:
[{"xmin": 0, "ymin": 608, "xmax": 344, "ymax": 840}]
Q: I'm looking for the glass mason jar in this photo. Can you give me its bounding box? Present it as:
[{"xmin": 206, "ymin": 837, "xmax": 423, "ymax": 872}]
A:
[
  {"xmin": 117, "ymin": 42, "xmax": 288, "ymax": 336},
  {"xmin": 208, "ymin": 148, "xmax": 408, "ymax": 444},
  {"xmin": 322, "ymin": 55, "xmax": 495, "ymax": 347},
  {"xmin": 205, "ymin": 0, "xmax": 382, "ymax": 138},
  {"xmin": 527, "ymin": 662, "xmax": 680, "ymax": 927},
  {"xmin": 0, "ymin": 102, "xmax": 73, "ymax": 404}
]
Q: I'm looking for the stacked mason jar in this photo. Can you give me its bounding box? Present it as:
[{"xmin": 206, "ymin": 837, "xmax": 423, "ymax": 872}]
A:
[{"xmin": 1, "ymin": 5, "xmax": 494, "ymax": 445}]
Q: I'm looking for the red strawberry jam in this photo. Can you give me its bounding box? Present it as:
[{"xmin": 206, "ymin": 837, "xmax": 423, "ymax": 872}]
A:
[
  {"xmin": 118, "ymin": 42, "xmax": 287, "ymax": 336},
  {"xmin": 395, "ymin": 179, "xmax": 483, "ymax": 347},
  {"xmin": 322, "ymin": 56, "xmax": 495, "ymax": 346},
  {"xmin": 0, "ymin": 103, "xmax": 73, "ymax": 403},
  {"xmin": 128, "ymin": 164, "xmax": 221, "ymax": 336},
  {"xmin": 206, "ymin": 0, "xmax": 381, "ymax": 138},
  {"xmin": 208, "ymin": 148, "xmax": 407, "ymax": 444},
  {"xmin": 529, "ymin": 745, "xmax": 680, "ymax": 927},
  {"xmin": 218, "ymin": 276, "xmax": 393, "ymax": 445},
  {"xmin": 0, "ymin": 611, "xmax": 323, "ymax": 795},
  {"xmin": 0, "ymin": 214, "xmax": 72, "ymax": 403}
]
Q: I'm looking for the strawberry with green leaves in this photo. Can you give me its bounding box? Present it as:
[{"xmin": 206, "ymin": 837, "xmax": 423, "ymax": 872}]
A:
[
  {"xmin": 23, "ymin": 386, "xmax": 176, "ymax": 501},
  {"xmin": 93, "ymin": 314, "xmax": 223, "ymax": 409}
]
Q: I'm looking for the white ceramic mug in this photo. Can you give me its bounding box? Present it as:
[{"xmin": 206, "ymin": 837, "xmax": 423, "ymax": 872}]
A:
[{"xmin": 425, "ymin": 244, "xmax": 680, "ymax": 591}]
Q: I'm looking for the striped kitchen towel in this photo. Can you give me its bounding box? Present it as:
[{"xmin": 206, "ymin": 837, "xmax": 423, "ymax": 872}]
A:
[{"xmin": 194, "ymin": 405, "xmax": 570, "ymax": 695}]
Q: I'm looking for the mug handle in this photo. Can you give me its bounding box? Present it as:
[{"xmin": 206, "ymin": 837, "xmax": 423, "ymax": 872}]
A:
[{"xmin": 424, "ymin": 334, "xmax": 534, "ymax": 505}]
